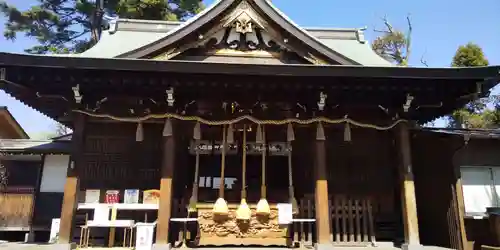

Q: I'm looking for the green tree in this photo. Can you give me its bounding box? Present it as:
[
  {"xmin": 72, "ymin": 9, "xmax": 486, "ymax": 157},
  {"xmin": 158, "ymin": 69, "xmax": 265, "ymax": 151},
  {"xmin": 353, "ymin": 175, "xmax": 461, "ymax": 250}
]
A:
[
  {"xmin": 452, "ymin": 42, "xmax": 489, "ymax": 67},
  {"xmin": 0, "ymin": 0, "xmax": 204, "ymax": 54},
  {"xmin": 448, "ymin": 42, "xmax": 499, "ymax": 128}
]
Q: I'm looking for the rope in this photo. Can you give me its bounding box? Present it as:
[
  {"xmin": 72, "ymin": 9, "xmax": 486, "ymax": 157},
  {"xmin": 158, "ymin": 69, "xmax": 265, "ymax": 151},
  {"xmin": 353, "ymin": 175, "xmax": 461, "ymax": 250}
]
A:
[
  {"xmin": 241, "ymin": 125, "xmax": 247, "ymax": 199},
  {"xmin": 288, "ymin": 141, "xmax": 298, "ymax": 214},
  {"xmin": 261, "ymin": 126, "xmax": 267, "ymax": 199},
  {"xmin": 188, "ymin": 142, "xmax": 200, "ymax": 212},
  {"xmin": 219, "ymin": 125, "xmax": 226, "ymax": 199},
  {"xmin": 73, "ymin": 110, "xmax": 406, "ymax": 130}
]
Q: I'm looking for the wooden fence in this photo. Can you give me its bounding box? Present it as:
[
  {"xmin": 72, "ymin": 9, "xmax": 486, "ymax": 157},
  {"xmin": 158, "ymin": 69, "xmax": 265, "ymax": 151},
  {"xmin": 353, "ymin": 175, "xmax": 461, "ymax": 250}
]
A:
[
  {"xmin": 0, "ymin": 191, "xmax": 34, "ymax": 229},
  {"xmin": 289, "ymin": 196, "xmax": 376, "ymax": 248}
]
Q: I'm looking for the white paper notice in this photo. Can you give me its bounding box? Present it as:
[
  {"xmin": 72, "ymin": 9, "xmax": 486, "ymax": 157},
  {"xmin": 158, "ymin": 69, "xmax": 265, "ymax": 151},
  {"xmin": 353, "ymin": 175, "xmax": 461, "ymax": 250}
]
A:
[
  {"xmin": 277, "ymin": 203, "xmax": 293, "ymax": 224},
  {"xmin": 136, "ymin": 223, "xmax": 155, "ymax": 250},
  {"xmin": 48, "ymin": 218, "xmax": 60, "ymax": 243}
]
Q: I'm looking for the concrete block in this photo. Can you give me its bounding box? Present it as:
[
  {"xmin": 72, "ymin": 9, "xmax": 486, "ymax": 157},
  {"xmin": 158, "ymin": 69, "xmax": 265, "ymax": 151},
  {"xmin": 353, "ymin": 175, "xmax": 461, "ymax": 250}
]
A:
[
  {"xmin": 315, "ymin": 243, "xmax": 335, "ymax": 250},
  {"xmin": 48, "ymin": 243, "xmax": 77, "ymax": 250},
  {"xmin": 152, "ymin": 243, "xmax": 172, "ymax": 250}
]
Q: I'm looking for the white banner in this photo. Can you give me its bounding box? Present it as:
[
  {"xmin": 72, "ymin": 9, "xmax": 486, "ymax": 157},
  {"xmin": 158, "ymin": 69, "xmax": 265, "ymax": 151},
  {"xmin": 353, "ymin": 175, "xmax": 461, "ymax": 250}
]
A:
[
  {"xmin": 277, "ymin": 203, "xmax": 293, "ymax": 224},
  {"xmin": 49, "ymin": 218, "xmax": 60, "ymax": 243},
  {"xmin": 135, "ymin": 223, "xmax": 155, "ymax": 250}
]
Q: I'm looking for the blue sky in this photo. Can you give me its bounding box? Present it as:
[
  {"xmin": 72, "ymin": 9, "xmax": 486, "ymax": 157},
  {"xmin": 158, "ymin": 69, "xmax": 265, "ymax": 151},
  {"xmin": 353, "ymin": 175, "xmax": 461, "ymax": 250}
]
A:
[{"xmin": 1, "ymin": 0, "xmax": 499, "ymax": 136}]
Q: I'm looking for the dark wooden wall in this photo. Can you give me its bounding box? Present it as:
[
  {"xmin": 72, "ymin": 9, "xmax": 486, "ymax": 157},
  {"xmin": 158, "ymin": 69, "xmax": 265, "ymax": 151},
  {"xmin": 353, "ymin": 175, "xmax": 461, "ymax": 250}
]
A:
[
  {"xmin": 325, "ymin": 126, "xmax": 401, "ymax": 242},
  {"xmin": 80, "ymin": 122, "xmax": 162, "ymax": 191},
  {"xmin": 411, "ymin": 132, "xmax": 462, "ymax": 249},
  {"xmin": 454, "ymin": 139, "xmax": 500, "ymax": 250},
  {"xmin": 3, "ymin": 160, "xmax": 39, "ymax": 188}
]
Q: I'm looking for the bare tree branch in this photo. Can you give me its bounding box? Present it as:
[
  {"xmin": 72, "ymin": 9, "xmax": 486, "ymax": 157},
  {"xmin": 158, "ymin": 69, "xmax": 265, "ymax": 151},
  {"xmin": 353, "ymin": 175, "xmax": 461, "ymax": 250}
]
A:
[
  {"xmin": 420, "ymin": 49, "xmax": 429, "ymax": 67},
  {"xmin": 372, "ymin": 14, "xmax": 415, "ymax": 66},
  {"xmin": 382, "ymin": 15, "xmax": 394, "ymax": 33},
  {"xmin": 405, "ymin": 14, "xmax": 412, "ymax": 65}
]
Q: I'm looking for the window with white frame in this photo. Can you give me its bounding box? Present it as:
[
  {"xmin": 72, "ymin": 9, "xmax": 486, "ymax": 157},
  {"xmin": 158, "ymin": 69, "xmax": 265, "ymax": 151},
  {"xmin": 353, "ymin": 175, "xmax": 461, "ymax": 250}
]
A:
[{"xmin": 461, "ymin": 166, "xmax": 500, "ymax": 217}]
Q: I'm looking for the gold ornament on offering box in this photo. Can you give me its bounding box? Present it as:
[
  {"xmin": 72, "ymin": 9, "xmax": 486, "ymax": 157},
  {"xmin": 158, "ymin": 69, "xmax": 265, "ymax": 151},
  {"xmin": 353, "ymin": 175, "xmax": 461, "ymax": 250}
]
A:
[{"xmin": 196, "ymin": 204, "xmax": 287, "ymax": 246}]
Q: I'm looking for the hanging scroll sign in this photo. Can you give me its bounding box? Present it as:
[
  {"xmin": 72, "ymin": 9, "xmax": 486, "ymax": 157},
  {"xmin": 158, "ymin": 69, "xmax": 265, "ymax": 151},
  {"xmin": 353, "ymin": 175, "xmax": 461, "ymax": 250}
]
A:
[
  {"xmin": 246, "ymin": 142, "xmax": 291, "ymax": 156},
  {"xmin": 213, "ymin": 141, "xmax": 238, "ymax": 155},
  {"xmin": 189, "ymin": 140, "xmax": 213, "ymax": 155},
  {"xmin": 246, "ymin": 142, "xmax": 265, "ymax": 155},
  {"xmin": 268, "ymin": 142, "xmax": 291, "ymax": 156},
  {"xmin": 189, "ymin": 140, "xmax": 238, "ymax": 155}
]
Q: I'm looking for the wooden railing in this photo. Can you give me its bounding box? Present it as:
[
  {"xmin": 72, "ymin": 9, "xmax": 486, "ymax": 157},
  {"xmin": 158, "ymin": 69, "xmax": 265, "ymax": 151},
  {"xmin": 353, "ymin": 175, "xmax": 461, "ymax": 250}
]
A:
[
  {"xmin": 290, "ymin": 196, "xmax": 376, "ymax": 248},
  {"xmin": 330, "ymin": 196, "xmax": 376, "ymax": 246},
  {"xmin": 0, "ymin": 191, "xmax": 34, "ymax": 229},
  {"xmin": 290, "ymin": 198, "xmax": 315, "ymax": 248},
  {"xmin": 171, "ymin": 199, "xmax": 191, "ymax": 246}
]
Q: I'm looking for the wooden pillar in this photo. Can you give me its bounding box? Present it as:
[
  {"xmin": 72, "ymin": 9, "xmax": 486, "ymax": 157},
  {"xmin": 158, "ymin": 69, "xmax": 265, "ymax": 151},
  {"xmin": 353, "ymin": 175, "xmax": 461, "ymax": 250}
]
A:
[
  {"xmin": 454, "ymin": 177, "xmax": 468, "ymax": 250},
  {"xmin": 58, "ymin": 113, "xmax": 85, "ymax": 245},
  {"xmin": 155, "ymin": 121, "xmax": 175, "ymax": 247},
  {"xmin": 27, "ymin": 154, "xmax": 46, "ymax": 242},
  {"xmin": 397, "ymin": 122, "xmax": 420, "ymax": 247},
  {"xmin": 314, "ymin": 124, "xmax": 331, "ymax": 244}
]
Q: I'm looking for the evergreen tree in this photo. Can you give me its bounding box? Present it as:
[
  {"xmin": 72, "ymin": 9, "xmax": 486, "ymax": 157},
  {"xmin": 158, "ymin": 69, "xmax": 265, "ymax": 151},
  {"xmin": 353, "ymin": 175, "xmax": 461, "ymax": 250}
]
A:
[
  {"xmin": 0, "ymin": 0, "xmax": 204, "ymax": 54},
  {"xmin": 448, "ymin": 42, "xmax": 499, "ymax": 128},
  {"xmin": 452, "ymin": 42, "xmax": 489, "ymax": 67}
]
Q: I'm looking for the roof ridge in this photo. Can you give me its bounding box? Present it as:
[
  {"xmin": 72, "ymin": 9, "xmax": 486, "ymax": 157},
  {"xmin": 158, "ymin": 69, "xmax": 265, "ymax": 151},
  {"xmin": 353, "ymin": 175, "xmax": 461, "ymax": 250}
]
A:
[{"xmin": 112, "ymin": 18, "xmax": 364, "ymax": 33}]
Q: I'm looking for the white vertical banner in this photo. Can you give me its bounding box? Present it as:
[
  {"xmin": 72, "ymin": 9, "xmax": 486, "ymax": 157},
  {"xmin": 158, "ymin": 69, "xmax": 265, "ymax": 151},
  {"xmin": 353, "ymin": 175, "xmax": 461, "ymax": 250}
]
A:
[
  {"xmin": 492, "ymin": 167, "xmax": 500, "ymax": 206},
  {"xmin": 461, "ymin": 167, "xmax": 494, "ymax": 215},
  {"xmin": 135, "ymin": 223, "xmax": 155, "ymax": 250},
  {"xmin": 277, "ymin": 203, "xmax": 293, "ymax": 224},
  {"xmin": 49, "ymin": 218, "xmax": 60, "ymax": 243}
]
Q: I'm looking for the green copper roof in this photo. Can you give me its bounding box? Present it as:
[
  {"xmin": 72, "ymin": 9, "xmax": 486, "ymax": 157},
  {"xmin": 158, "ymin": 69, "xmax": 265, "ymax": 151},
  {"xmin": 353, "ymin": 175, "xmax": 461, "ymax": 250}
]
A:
[{"xmin": 75, "ymin": 0, "xmax": 392, "ymax": 66}]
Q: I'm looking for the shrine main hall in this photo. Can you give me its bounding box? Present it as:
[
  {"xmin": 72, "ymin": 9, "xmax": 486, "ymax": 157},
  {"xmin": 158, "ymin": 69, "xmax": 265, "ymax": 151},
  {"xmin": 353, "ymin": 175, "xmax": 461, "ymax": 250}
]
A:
[{"xmin": 0, "ymin": 0, "xmax": 499, "ymax": 250}]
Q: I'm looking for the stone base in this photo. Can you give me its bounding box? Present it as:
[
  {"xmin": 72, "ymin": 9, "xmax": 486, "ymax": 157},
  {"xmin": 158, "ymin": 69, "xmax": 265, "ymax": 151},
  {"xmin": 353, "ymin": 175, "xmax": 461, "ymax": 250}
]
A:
[
  {"xmin": 48, "ymin": 243, "xmax": 77, "ymax": 250},
  {"xmin": 402, "ymin": 243, "xmax": 425, "ymax": 250},
  {"xmin": 315, "ymin": 243, "xmax": 335, "ymax": 250},
  {"xmin": 152, "ymin": 243, "xmax": 172, "ymax": 250}
]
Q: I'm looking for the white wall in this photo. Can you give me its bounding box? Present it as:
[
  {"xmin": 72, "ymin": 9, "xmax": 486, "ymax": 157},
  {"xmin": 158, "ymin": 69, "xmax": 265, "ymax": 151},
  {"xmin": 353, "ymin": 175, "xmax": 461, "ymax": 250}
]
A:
[{"xmin": 40, "ymin": 155, "xmax": 70, "ymax": 193}]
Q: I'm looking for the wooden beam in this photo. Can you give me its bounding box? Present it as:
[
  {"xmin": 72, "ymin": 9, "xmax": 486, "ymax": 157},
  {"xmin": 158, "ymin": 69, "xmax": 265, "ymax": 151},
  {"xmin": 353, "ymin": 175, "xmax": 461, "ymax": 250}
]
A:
[
  {"xmin": 453, "ymin": 159, "xmax": 468, "ymax": 250},
  {"xmin": 398, "ymin": 122, "xmax": 420, "ymax": 247},
  {"xmin": 58, "ymin": 113, "xmax": 85, "ymax": 245},
  {"xmin": 314, "ymin": 134, "xmax": 331, "ymax": 244},
  {"xmin": 155, "ymin": 121, "xmax": 176, "ymax": 246}
]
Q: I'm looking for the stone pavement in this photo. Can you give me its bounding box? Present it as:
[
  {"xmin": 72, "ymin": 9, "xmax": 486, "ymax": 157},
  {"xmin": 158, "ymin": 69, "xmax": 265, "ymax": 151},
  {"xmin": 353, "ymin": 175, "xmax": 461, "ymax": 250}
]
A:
[{"xmin": 0, "ymin": 242, "xmax": 58, "ymax": 250}]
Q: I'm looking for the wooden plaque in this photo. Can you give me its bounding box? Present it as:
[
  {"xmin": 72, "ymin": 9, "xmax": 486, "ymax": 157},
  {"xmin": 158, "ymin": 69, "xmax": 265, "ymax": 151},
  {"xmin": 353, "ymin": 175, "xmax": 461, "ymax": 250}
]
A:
[
  {"xmin": 85, "ymin": 189, "xmax": 100, "ymax": 203},
  {"xmin": 143, "ymin": 189, "xmax": 160, "ymax": 204},
  {"xmin": 105, "ymin": 190, "xmax": 120, "ymax": 204}
]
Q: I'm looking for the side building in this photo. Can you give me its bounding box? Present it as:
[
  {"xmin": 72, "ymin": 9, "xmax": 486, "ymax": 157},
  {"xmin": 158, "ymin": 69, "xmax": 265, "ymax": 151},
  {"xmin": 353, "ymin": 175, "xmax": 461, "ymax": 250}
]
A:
[{"xmin": 0, "ymin": 107, "xmax": 70, "ymax": 241}]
